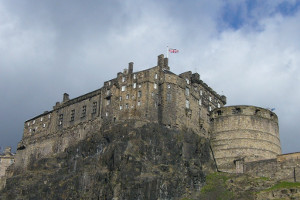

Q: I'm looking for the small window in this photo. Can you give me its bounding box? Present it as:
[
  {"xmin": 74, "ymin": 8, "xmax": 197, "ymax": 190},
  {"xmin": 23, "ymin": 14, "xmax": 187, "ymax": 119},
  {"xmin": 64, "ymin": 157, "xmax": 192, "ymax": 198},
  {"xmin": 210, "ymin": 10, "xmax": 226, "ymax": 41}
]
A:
[
  {"xmin": 125, "ymin": 103, "xmax": 129, "ymax": 109},
  {"xmin": 155, "ymin": 73, "xmax": 158, "ymax": 79},
  {"xmin": 120, "ymin": 105, "xmax": 123, "ymax": 110},
  {"xmin": 33, "ymin": 120, "xmax": 35, "ymax": 124},
  {"xmin": 167, "ymin": 93, "xmax": 171, "ymax": 101},
  {"xmin": 167, "ymin": 84, "xmax": 171, "ymax": 89},
  {"xmin": 126, "ymin": 94, "xmax": 129, "ymax": 99},
  {"xmin": 138, "ymin": 84, "xmax": 141, "ymax": 88},
  {"xmin": 27, "ymin": 122, "xmax": 30, "ymax": 126},
  {"xmin": 138, "ymin": 91, "xmax": 142, "ymax": 98},
  {"xmin": 209, "ymin": 106, "xmax": 212, "ymax": 111},
  {"xmin": 82, "ymin": 106, "xmax": 86, "ymax": 117},
  {"xmin": 40, "ymin": 117, "xmax": 43, "ymax": 122},
  {"xmin": 92, "ymin": 102, "xmax": 97, "ymax": 114},
  {"xmin": 59, "ymin": 114, "xmax": 63, "ymax": 126},
  {"xmin": 186, "ymin": 78, "xmax": 189, "ymax": 84},
  {"xmin": 217, "ymin": 103, "xmax": 221, "ymax": 108},
  {"xmin": 185, "ymin": 87, "xmax": 189, "ymax": 96},
  {"xmin": 105, "ymin": 112, "xmax": 108, "ymax": 117},
  {"xmin": 131, "ymin": 105, "xmax": 134, "ymax": 109},
  {"xmin": 43, "ymin": 123, "xmax": 46, "ymax": 128},
  {"xmin": 106, "ymin": 99, "xmax": 111, "ymax": 106},
  {"xmin": 119, "ymin": 96, "xmax": 122, "ymax": 101},
  {"xmin": 154, "ymin": 83, "xmax": 157, "ymax": 89},
  {"xmin": 106, "ymin": 90, "xmax": 110, "ymax": 95},
  {"xmin": 71, "ymin": 109, "xmax": 75, "ymax": 121},
  {"xmin": 121, "ymin": 86, "xmax": 126, "ymax": 91},
  {"xmin": 186, "ymin": 100, "xmax": 190, "ymax": 108},
  {"xmin": 133, "ymin": 74, "xmax": 137, "ymax": 79},
  {"xmin": 122, "ymin": 77, "xmax": 126, "ymax": 82},
  {"xmin": 29, "ymin": 129, "xmax": 32, "ymax": 132},
  {"xmin": 48, "ymin": 114, "xmax": 51, "ymax": 119},
  {"xmin": 209, "ymin": 96, "xmax": 212, "ymax": 102},
  {"xmin": 199, "ymin": 99, "xmax": 202, "ymax": 106},
  {"xmin": 137, "ymin": 101, "xmax": 141, "ymax": 106},
  {"xmin": 133, "ymin": 83, "xmax": 136, "ymax": 88},
  {"xmin": 108, "ymin": 81, "xmax": 111, "ymax": 86}
]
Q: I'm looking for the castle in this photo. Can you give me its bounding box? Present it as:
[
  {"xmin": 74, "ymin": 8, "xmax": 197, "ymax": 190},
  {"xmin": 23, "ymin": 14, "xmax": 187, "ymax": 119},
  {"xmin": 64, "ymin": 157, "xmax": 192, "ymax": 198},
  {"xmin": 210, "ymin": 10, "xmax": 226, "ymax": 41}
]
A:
[{"xmin": 1, "ymin": 55, "xmax": 299, "ymax": 188}]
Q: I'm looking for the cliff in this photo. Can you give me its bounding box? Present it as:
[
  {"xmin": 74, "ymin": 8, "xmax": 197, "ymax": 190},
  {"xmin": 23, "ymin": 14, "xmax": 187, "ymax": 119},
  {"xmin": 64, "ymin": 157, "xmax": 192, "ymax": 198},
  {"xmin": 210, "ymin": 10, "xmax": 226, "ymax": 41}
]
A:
[{"xmin": 0, "ymin": 122, "xmax": 216, "ymax": 199}]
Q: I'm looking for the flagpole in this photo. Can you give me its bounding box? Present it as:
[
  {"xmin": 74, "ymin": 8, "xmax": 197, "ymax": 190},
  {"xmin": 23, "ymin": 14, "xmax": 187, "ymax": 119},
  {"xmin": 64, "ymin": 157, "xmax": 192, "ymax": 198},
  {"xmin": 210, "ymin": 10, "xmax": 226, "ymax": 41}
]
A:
[{"xmin": 166, "ymin": 46, "xmax": 169, "ymax": 58}]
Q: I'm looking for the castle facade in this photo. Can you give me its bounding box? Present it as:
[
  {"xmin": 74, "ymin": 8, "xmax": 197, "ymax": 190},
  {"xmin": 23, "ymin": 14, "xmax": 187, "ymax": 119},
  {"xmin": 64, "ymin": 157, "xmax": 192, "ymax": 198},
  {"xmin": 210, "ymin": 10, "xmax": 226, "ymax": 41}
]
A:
[{"xmin": 14, "ymin": 55, "xmax": 285, "ymax": 173}]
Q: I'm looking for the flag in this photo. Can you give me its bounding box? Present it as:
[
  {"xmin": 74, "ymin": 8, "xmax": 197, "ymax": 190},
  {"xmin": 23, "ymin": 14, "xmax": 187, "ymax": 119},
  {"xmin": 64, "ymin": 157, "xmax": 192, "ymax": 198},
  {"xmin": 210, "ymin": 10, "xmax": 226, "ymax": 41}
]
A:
[{"xmin": 169, "ymin": 48, "xmax": 179, "ymax": 53}]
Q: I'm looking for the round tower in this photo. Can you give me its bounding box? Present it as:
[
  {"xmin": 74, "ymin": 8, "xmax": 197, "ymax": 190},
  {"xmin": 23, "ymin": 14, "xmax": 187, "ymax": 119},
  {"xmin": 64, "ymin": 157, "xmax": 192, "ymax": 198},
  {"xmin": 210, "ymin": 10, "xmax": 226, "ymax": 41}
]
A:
[{"xmin": 210, "ymin": 105, "xmax": 281, "ymax": 173}]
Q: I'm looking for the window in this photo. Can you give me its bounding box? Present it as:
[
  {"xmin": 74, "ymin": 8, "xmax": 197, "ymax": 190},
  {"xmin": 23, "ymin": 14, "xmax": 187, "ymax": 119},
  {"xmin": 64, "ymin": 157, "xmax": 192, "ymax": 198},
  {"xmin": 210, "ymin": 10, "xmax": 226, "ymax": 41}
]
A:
[
  {"xmin": 209, "ymin": 96, "xmax": 212, "ymax": 102},
  {"xmin": 133, "ymin": 74, "xmax": 137, "ymax": 79},
  {"xmin": 199, "ymin": 99, "xmax": 202, "ymax": 106},
  {"xmin": 200, "ymin": 90, "xmax": 203, "ymax": 96},
  {"xmin": 138, "ymin": 84, "xmax": 141, "ymax": 88},
  {"xmin": 48, "ymin": 114, "xmax": 51, "ymax": 119},
  {"xmin": 33, "ymin": 120, "xmax": 35, "ymax": 124},
  {"xmin": 43, "ymin": 123, "xmax": 46, "ymax": 128},
  {"xmin": 106, "ymin": 99, "xmax": 111, "ymax": 106},
  {"xmin": 209, "ymin": 106, "xmax": 212, "ymax": 111},
  {"xmin": 126, "ymin": 94, "xmax": 129, "ymax": 99},
  {"xmin": 40, "ymin": 117, "xmax": 43, "ymax": 122},
  {"xmin": 186, "ymin": 78, "xmax": 189, "ymax": 84},
  {"xmin": 125, "ymin": 103, "xmax": 129, "ymax": 109},
  {"xmin": 167, "ymin": 93, "xmax": 171, "ymax": 101},
  {"xmin": 106, "ymin": 90, "xmax": 110, "ymax": 95},
  {"xmin": 27, "ymin": 122, "xmax": 30, "ymax": 126},
  {"xmin": 92, "ymin": 102, "xmax": 97, "ymax": 114},
  {"xmin": 122, "ymin": 77, "xmax": 126, "ymax": 82},
  {"xmin": 82, "ymin": 106, "xmax": 86, "ymax": 117},
  {"xmin": 155, "ymin": 73, "xmax": 158, "ymax": 79},
  {"xmin": 71, "ymin": 110, "xmax": 75, "ymax": 121},
  {"xmin": 59, "ymin": 114, "xmax": 63, "ymax": 126},
  {"xmin": 186, "ymin": 100, "xmax": 190, "ymax": 109},
  {"xmin": 108, "ymin": 81, "xmax": 111, "ymax": 86},
  {"xmin": 29, "ymin": 129, "xmax": 32, "ymax": 132},
  {"xmin": 167, "ymin": 84, "xmax": 171, "ymax": 89},
  {"xmin": 154, "ymin": 83, "xmax": 157, "ymax": 89},
  {"xmin": 105, "ymin": 112, "xmax": 108, "ymax": 117},
  {"xmin": 185, "ymin": 87, "xmax": 189, "ymax": 96},
  {"xmin": 119, "ymin": 96, "xmax": 122, "ymax": 101},
  {"xmin": 120, "ymin": 105, "xmax": 123, "ymax": 110},
  {"xmin": 137, "ymin": 101, "xmax": 141, "ymax": 106},
  {"xmin": 217, "ymin": 103, "xmax": 221, "ymax": 108},
  {"xmin": 121, "ymin": 86, "xmax": 126, "ymax": 91},
  {"xmin": 138, "ymin": 91, "xmax": 142, "ymax": 98},
  {"xmin": 133, "ymin": 83, "xmax": 136, "ymax": 88},
  {"xmin": 131, "ymin": 105, "xmax": 134, "ymax": 109}
]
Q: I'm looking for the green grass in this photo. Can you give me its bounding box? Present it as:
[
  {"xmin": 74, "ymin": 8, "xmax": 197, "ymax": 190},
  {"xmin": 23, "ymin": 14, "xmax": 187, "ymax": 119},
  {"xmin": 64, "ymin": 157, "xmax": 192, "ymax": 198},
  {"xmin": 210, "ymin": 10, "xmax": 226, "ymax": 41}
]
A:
[
  {"xmin": 265, "ymin": 181, "xmax": 300, "ymax": 191},
  {"xmin": 200, "ymin": 172, "xmax": 234, "ymax": 200}
]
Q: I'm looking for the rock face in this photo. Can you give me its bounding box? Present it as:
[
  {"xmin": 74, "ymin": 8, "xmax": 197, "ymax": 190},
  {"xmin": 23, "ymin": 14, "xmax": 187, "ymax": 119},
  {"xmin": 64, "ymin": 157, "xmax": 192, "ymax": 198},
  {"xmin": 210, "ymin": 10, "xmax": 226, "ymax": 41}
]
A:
[{"xmin": 0, "ymin": 122, "xmax": 215, "ymax": 200}]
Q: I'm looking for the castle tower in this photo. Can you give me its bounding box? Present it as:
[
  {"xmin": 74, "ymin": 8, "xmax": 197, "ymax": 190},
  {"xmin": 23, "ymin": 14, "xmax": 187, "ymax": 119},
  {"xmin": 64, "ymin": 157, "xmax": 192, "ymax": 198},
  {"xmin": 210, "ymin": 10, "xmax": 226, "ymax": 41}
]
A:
[{"xmin": 210, "ymin": 106, "xmax": 282, "ymax": 173}]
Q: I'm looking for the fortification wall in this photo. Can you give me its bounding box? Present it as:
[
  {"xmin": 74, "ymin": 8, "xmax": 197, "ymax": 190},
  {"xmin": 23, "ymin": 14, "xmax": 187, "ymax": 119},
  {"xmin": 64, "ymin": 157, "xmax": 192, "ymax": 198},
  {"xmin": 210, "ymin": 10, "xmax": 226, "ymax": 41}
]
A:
[
  {"xmin": 244, "ymin": 153, "xmax": 300, "ymax": 182},
  {"xmin": 210, "ymin": 105, "xmax": 281, "ymax": 172}
]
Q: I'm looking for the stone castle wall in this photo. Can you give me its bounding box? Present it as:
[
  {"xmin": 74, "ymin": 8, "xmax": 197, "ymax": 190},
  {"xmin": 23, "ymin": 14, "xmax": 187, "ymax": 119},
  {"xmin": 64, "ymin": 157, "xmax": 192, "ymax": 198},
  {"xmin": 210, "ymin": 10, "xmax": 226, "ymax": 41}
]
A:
[
  {"xmin": 210, "ymin": 105, "xmax": 281, "ymax": 173},
  {"xmin": 244, "ymin": 152, "xmax": 300, "ymax": 182},
  {"xmin": 15, "ymin": 55, "xmax": 226, "ymax": 169}
]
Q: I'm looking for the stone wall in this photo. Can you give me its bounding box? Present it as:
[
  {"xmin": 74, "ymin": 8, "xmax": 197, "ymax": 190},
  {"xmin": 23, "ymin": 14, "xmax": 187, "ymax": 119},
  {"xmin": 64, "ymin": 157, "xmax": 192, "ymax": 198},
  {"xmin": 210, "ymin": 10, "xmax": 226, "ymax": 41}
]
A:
[
  {"xmin": 210, "ymin": 106, "xmax": 281, "ymax": 172},
  {"xmin": 244, "ymin": 153, "xmax": 300, "ymax": 182}
]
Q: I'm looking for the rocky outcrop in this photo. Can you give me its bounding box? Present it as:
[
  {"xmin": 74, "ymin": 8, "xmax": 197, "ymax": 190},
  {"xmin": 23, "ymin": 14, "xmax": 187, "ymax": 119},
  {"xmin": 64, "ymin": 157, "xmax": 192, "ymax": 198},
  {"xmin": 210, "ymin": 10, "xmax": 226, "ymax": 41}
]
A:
[{"xmin": 0, "ymin": 122, "xmax": 215, "ymax": 200}]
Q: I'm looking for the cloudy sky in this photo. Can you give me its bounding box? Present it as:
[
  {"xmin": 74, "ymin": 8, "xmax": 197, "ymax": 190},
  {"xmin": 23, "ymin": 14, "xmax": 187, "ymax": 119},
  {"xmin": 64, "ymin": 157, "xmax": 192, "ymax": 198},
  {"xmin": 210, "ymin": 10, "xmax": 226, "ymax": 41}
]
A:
[{"xmin": 0, "ymin": 0, "xmax": 299, "ymax": 154}]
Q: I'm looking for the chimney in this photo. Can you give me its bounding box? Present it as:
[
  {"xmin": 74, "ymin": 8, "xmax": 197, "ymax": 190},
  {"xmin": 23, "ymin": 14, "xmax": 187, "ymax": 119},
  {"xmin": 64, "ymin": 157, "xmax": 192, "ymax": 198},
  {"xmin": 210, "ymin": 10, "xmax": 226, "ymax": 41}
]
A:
[
  {"xmin": 128, "ymin": 62, "xmax": 133, "ymax": 74},
  {"xmin": 164, "ymin": 57, "xmax": 170, "ymax": 70},
  {"xmin": 63, "ymin": 93, "xmax": 69, "ymax": 102},
  {"xmin": 157, "ymin": 54, "xmax": 164, "ymax": 68}
]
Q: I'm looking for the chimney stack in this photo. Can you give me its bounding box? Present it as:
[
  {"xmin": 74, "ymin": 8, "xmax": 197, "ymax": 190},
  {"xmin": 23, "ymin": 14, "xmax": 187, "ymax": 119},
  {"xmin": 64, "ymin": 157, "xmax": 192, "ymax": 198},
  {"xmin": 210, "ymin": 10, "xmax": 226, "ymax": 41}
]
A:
[
  {"xmin": 128, "ymin": 62, "xmax": 133, "ymax": 74},
  {"xmin": 63, "ymin": 93, "xmax": 69, "ymax": 102}
]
